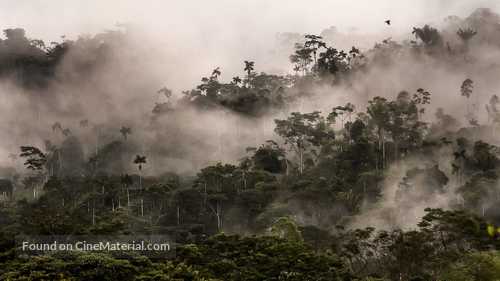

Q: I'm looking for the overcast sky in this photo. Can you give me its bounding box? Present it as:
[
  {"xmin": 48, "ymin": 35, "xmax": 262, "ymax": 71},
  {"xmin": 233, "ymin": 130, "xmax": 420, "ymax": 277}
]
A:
[
  {"xmin": 0, "ymin": 0, "xmax": 498, "ymax": 90},
  {"xmin": 0, "ymin": 0, "xmax": 498, "ymax": 42}
]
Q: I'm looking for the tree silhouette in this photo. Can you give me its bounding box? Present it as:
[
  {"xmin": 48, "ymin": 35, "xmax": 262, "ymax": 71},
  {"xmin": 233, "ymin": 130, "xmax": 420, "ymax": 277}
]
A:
[
  {"xmin": 367, "ymin": 97, "xmax": 391, "ymax": 169},
  {"xmin": 457, "ymin": 28, "xmax": 477, "ymax": 44},
  {"xmin": 275, "ymin": 111, "xmax": 333, "ymax": 174},
  {"xmin": 79, "ymin": 119, "xmax": 89, "ymax": 128},
  {"xmin": 232, "ymin": 76, "xmax": 242, "ymax": 85},
  {"xmin": 304, "ymin": 34, "xmax": 326, "ymax": 68},
  {"xmin": 486, "ymin": 94, "xmax": 500, "ymax": 124},
  {"xmin": 461, "ymin": 79, "xmax": 473, "ymax": 99},
  {"xmin": 19, "ymin": 146, "xmax": 46, "ymax": 171},
  {"xmin": 412, "ymin": 25, "xmax": 442, "ymax": 47},
  {"xmin": 461, "ymin": 79, "xmax": 475, "ymax": 124},
  {"xmin": 290, "ymin": 44, "xmax": 313, "ymax": 76},
  {"xmin": 52, "ymin": 122, "xmax": 62, "ymax": 132},
  {"xmin": 244, "ymin": 60, "xmax": 254, "ymax": 86},
  {"xmin": 317, "ymin": 47, "xmax": 350, "ymax": 76},
  {"xmin": 134, "ymin": 155, "xmax": 147, "ymax": 189},
  {"xmin": 121, "ymin": 174, "xmax": 133, "ymax": 207},
  {"xmin": 120, "ymin": 126, "xmax": 132, "ymax": 140},
  {"xmin": 62, "ymin": 128, "xmax": 71, "ymax": 137},
  {"xmin": 328, "ymin": 103, "xmax": 355, "ymax": 130},
  {"xmin": 157, "ymin": 87, "xmax": 172, "ymax": 99},
  {"xmin": 412, "ymin": 88, "xmax": 431, "ymax": 118},
  {"xmin": 211, "ymin": 67, "xmax": 221, "ymax": 79},
  {"xmin": 457, "ymin": 28, "xmax": 477, "ymax": 57}
]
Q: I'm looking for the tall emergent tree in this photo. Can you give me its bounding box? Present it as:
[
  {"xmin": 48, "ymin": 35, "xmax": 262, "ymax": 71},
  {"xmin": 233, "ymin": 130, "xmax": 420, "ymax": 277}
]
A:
[
  {"xmin": 120, "ymin": 126, "xmax": 132, "ymax": 140},
  {"xmin": 275, "ymin": 111, "xmax": 333, "ymax": 174},
  {"xmin": 243, "ymin": 60, "xmax": 254, "ymax": 87},
  {"xmin": 133, "ymin": 155, "xmax": 147, "ymax": 189}
]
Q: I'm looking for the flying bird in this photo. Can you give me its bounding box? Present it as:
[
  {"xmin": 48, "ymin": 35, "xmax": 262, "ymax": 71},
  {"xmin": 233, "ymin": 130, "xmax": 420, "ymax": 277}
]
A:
[{"xmin": 385, "ymin": 20, "xmax": 391, "ymax": 25}]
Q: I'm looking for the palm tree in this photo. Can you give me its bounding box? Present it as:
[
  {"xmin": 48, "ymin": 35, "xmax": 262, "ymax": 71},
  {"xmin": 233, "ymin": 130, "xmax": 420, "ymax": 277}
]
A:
[
  {"xmin": 134, "ymin": 155, "xmax": 147, "ymax": 189},
  {"xmin": 120, "ymin": 126, "xmax": 132, "ymax": 140},
  {"xmin": 232, "ymin": 76, "xmax": 242, "ymax": 85},
  {"xmin": 211, "ymin": 67, "xmax": 221, "ymax": 79},
  {"xmin": 244, "ymin": 60, "xmax": 254, "ymax": 87}
]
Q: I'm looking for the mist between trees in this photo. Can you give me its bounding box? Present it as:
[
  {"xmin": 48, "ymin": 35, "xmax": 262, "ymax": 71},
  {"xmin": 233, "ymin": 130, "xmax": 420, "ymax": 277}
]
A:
[{"xmin": 3, "ymin": 6, "xmax": 500, "ymax": 281}]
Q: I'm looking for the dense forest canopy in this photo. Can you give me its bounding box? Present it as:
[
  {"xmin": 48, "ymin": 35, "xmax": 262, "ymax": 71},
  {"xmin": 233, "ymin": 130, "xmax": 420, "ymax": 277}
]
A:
[{"xmin": 3, "ymin": 6, "xmax": 500, "ymax": 281}]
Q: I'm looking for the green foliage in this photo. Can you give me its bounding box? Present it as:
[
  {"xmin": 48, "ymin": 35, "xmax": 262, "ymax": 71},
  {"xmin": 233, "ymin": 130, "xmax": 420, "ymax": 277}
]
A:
[
  {"xmin": 439, "ymin": 252, "xmax": 500, "ymax": 281},
  {"xmin": 269, "ymin": 217, "xmax": 303, "ymax": 242},
  {"xmin": 275, "ymin": 111, "xmax": 334, "ymax": 174},
  {"xmin": 461, "ymin": 78, "xmax": 474, "ymax": 99},
  {"xmin": 19, "ymin": 146, "xmax": 46, "ymax": 171},
  {"xmin": 176, "ymin": 234, "xmax": 352, "ymax": 281},
  {"xmin": 251, "ymin": 141, "xmax": 286, "ymax": 174},
  {"xmin": 6, "ymin": 12, "xmax": 500, "ymax": 280}
]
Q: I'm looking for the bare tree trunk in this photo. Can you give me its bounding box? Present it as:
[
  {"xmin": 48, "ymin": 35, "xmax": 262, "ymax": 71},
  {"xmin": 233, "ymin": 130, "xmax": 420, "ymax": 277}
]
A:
[
  {"xmin": 299, "ymin": 147, "xmax": 304, "ymax": 174},
  {"xmin": 58, "ymin": 150, "xmax": 62, "ymax": 176},
  {"xmin": 242, "ymin": 171, "xmax": 247, "ymax": 190},
  {"xmin": 382, "ymin": 139, "xmax": 386, "ymax": 169},
  {"xmin": 217, "ymin": 201, "xmax": 222, "ymax": 231},
  {"xmin": 92, "ymin": 202, "xmax": 95, "ymax": 225},
  {"xmin": 378, "ymin": 128, "xmax": 382, "ymax": 171},
  {"xmin": 203, "ymin": 182, "xmax": 207, "ymax": 208},
  {"xmin": 141, "ymin": 198, "xmax": 144, "ymax": 217},
  {"xmin": 96, "ymin": 129, "xmax": 100, "ymax": 156},
  {"xmin": 177, "ymin": 205, "xmax": 180, "ymax": 225},
  {"xmin": 127, "ymin": 188, "xmax": 130, "ymax": 207},
  {"xmin": 208, "ymin": 201, "xmax": 223, "ymax": 232},
  {"xmin": 394, "ymin": 141, "xmax": 399, "ymax": 162}
]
